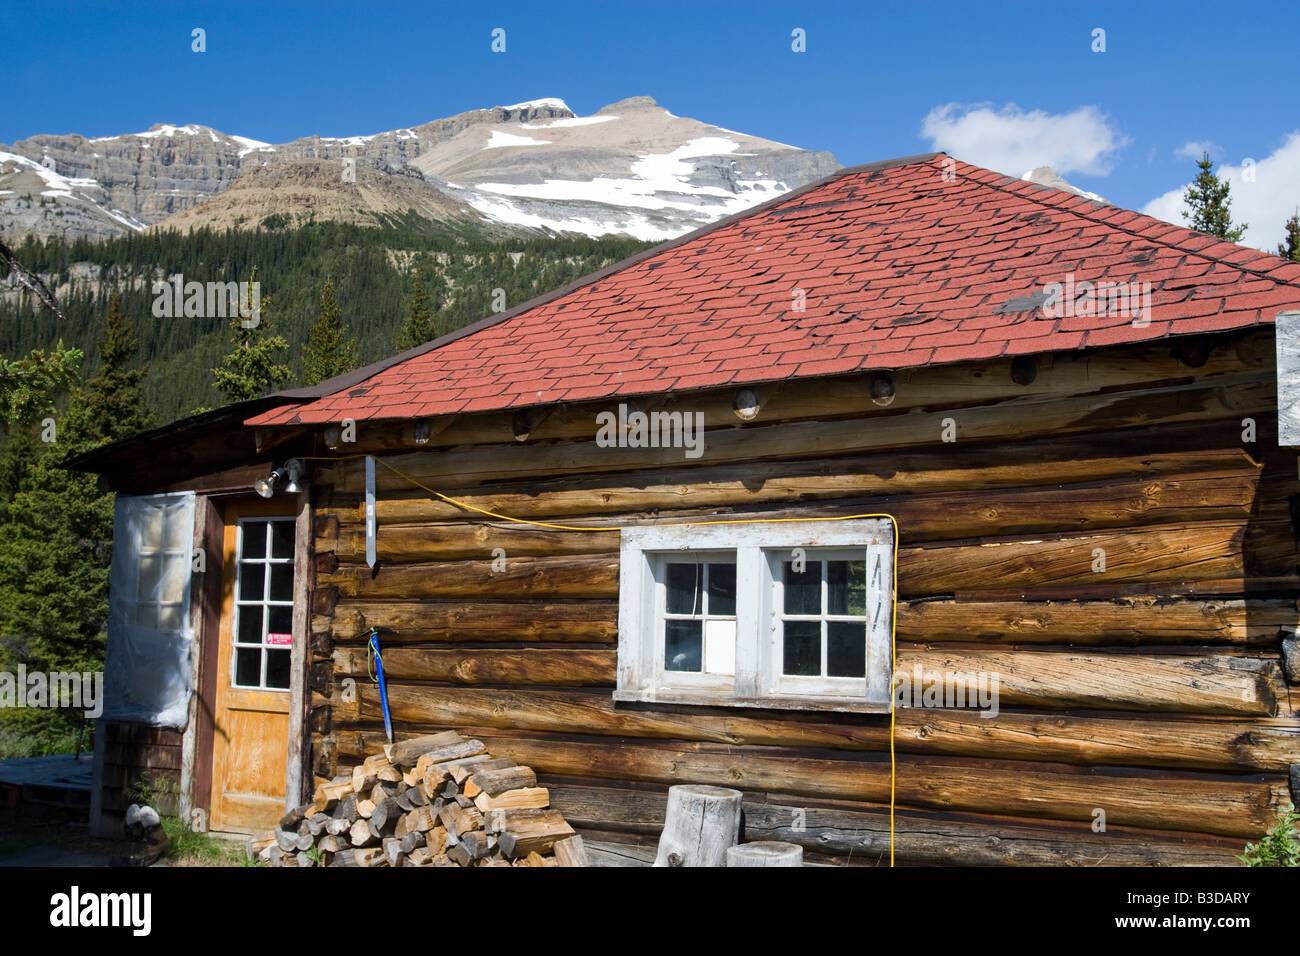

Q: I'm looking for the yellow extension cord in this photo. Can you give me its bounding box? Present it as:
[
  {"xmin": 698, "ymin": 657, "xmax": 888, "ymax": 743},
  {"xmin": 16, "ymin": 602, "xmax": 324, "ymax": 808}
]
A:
[{"xmin": 307, "ymin": 452, "xmax": 900, "ymax": 865}]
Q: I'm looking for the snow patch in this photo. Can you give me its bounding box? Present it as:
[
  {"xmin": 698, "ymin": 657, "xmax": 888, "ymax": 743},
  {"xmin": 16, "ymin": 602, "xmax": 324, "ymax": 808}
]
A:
[
  {"xmin": 497, "ymin": 97, "xmax": 571, "ymax": 112},
  {"xmin": 521, "ymin": 115, "xmax": 618, "ymax": 130},
  {"xmin": 231, "ymin": 135, "xmax": 275, "ymax": 158},
  {"xmin": 483, "ymin": 130, "xmax": 552, "ymax": 150}
]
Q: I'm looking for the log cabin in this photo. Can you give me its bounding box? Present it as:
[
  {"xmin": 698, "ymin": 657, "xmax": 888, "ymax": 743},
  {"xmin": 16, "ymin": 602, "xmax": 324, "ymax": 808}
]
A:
[{"xmin": 70, "ymin": 152, "xmax": 1300, "ymax": 865}]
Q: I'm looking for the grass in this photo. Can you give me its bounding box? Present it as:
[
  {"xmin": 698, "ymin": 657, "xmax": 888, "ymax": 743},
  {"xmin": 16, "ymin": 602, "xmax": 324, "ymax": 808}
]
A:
[{"xmin": 159, "ymin": 817, "xmax": 253, "ymax": 867}]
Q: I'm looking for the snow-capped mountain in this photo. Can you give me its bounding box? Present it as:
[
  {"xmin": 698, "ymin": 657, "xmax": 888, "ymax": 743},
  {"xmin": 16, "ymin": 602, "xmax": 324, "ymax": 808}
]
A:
[{"xmin": 0, "ymin": 98, "xmax": 841, "ymax": 243}]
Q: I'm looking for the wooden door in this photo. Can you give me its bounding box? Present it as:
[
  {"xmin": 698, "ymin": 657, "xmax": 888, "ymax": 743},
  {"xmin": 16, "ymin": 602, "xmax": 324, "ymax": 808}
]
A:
[{"xmin": 209, "ymin": 500, "xmax": 296, "ymax": 833}]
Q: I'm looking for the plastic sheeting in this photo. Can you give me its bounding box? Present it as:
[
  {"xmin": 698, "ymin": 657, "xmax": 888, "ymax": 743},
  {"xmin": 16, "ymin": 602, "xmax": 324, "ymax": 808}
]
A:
[{"xmin": 103, "ymin": 492, "xmax": 196, "ymax": 727}]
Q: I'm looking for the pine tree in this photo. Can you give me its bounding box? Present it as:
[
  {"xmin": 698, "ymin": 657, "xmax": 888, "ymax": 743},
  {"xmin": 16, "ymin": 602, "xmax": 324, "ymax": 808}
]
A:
[
  {"xmin": 1278, "ymin": 211, "xmax": 1300, "ymax": 262},
  {"xmin": 75, "ymin": 291, "xmax": 152, "ymax": 445},
  {"xmin": 1182, "ymin": 153, "xmax": 1247, "ymax": 243},
  {"xmin": 303, "ymin": 281, "xmax": 359, "ymax": 385},
  {"xmin": 396, "ymin": 270, "xmax": 436, "ymax": 351},
  {"xmin": 211, "ymin": 272, "xmax": 292, "ymax": 403}
]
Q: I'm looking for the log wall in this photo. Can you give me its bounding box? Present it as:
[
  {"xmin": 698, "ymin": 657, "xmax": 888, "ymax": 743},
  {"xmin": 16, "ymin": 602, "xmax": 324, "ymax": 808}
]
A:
[{"xmin": 305, "ymin": 329, "xmax": 1300, "ymax": 865}]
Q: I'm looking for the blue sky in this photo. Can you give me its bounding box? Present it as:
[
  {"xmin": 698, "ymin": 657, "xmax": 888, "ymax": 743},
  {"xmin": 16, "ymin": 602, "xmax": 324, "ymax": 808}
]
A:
[{"xmin": 3, "ymin": 0, "xmax": 1298, "ymax": 248}]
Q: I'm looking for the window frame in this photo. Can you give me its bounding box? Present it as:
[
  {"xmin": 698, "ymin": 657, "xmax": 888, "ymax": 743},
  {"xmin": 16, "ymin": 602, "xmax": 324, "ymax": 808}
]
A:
[
  {"xmin": 231, "ymin": 516, "xmax": 296, "ymax": 693},
  {"xmin": 615, "ymin": 519, "xmax": 894, "ymax": 713}
]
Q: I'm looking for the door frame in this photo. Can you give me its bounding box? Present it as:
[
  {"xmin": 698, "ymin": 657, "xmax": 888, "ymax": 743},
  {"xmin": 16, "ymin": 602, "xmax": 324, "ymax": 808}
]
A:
[{"xmin": 180, "ymin": 483, "xmax": 311, "ymax": 833}]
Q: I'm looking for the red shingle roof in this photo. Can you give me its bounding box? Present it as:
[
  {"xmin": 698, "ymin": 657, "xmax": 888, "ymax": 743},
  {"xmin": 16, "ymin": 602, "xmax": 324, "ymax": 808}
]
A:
[{"xmin": 247, "ymin": 153, "xmax": 1300, "ymax": 427}]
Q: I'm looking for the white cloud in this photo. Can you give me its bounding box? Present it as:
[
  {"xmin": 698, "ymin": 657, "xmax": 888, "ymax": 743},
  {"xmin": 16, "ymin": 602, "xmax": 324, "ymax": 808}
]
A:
[
  {"xmin": 921, "ymin": 103, "xmax": 1127, "ymax": 177},
  {"xmin": 1174, "ymin": 140, "xmax": 1221, "ymax": 161},
  {"xmin": 1141, "ymin": 131, "xmax": 1300, "ymax": 252}
]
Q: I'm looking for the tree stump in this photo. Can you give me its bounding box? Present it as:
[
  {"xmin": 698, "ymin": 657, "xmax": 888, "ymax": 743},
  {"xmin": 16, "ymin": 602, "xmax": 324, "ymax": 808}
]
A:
[
  {"xmin": 653, "ymin": 784, "xmax": 742, "ymax": 867},
  {"xmin": 726, "ymin": 841, "xmax": 804, "ymax": 867}
]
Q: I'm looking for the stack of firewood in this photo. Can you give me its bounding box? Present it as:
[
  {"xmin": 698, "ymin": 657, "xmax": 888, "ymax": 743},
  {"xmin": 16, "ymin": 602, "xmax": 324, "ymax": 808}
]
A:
[{"xmin": 260, "ymin": 731, "xmax": 587, "ymax": 867}]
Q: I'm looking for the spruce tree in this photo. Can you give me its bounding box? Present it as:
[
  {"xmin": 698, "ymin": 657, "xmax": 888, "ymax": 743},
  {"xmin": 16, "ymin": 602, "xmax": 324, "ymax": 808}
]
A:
[
  {"xmin": 303, "ymin": 280, "xmax": 359, "ymax": 385},
  {"xmin": 396, "ymin": 270, "xmax": 436, "ymax": 351},
  {"xmin": 211, "ymin": 272, "xmax": 292, "ymax": 403},
  {"xmin": 1278, "ymin": 211, "xmax": 1300, "ymax": 262},
  {"xmin": 1182, "ymin": 153, "xmax": 1247, "ymax": 243},
  {"xmin": 0, "ymin": 291, "xmax": 150, "ymax": 756}
]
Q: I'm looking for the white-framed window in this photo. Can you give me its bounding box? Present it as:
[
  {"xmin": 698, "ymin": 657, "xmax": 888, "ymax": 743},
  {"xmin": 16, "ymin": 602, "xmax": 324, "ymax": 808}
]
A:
[
  {"xmin": 615, "ymin": 519, "xmax": 894, "ymax": 713},
  {"xmin": 232, "ymin": 517, "xmax": 296, "ymax": 691}
]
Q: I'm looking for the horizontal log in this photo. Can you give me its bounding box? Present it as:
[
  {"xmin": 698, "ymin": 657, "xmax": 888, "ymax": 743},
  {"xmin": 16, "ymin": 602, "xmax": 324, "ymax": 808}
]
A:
[
  {"xmin": 331, "ymin": 686, "xmax": 1300, "ymax": 772},
  {"xmin": 897, "ymin": 597, "xmax": 1296, "ymax": 646},
  {"xmin": 332, "ymin": 647, "xmax": 615, "ymax": 686},
  {"xmin": 319, "ymin": 596, "xmax": 1294, "ymax": 648},
  {"xmin": 325, "ymin": 468, "xmax": 1262, "ymax": 562},
  {"xmin": 898, "ymin": 648, "xmax": 1280, "ymax": 716},
  {"xmin": 547, "ymin": 782, "xmax": 1243, "ymax": 866},
  {"xmin": 323, "ymin": 444, "xmax": 1261, "ymax": 527},
  {"xmin": 317, "ymin": 555, "xmax": 619, "ymax": 600},
  {"xmin": 324, "ymin": 601, "xmax": 618, "ymax": 643},
  {"xmin": 320, "ymin": 329, "xmax": 1272, "ymax": 453},
  {"xmin": 317, "ymin": 377, "xmax": 1275, "ymax": 491},
  {"xmin": 899, "ymin": 519, "xmax": 1294, "ymax": 594},
  {"xmin": 338, "ymin": 732, "xmax": 1288, "ymax": 837}
]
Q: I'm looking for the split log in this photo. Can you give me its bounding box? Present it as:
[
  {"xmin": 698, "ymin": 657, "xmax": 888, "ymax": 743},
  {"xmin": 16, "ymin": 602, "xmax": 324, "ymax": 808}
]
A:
[
  {"xmin": 473, "ymin": 787, "xmax": 549, "ymax": 813},
  {"xmin": 386, "ymin": 731, "xmax": 464, "ymax": 769},
  {"xmin": 395, "ymin": 805, "xmax": 437, "ymax": 836},
  {"xmin": 552, "ymin": 835, "xmax": 589, "ymax": 868},
  {"xmin": 654, "ymin": 785, "xmax": 742, "ymax": 867},
  {"xmin": 496, "ymin": 811, "xmax": 574, "ymax": 858},
  {"xmin": 349, "ymin": 818, "xmax": 377, "ymax": 847},
  {"xmin": 465, "ymin": 765, "xmax": 536, "ymax": 799}
]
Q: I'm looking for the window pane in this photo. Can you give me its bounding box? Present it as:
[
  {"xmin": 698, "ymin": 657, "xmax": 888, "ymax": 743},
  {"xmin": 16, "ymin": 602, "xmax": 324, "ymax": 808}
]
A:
[
  {"xmin": 136, "ymin": 604, "xmax": 159, "ymax": 629},
  {"xmin": 237, "ymin": 605, "xmax": 263, "ymax": 644},
  {"xmin": 138, "ymin": 554, "xmax": 161, "ymax": 602},
  {"xmin": 271, "ymin": 521, "xmax": 294, "ymax": 559},
  {"xmin": 163, "ymin": 507, "xmax": 191, "ymax": 551},
  {"xmin": 242, "ymin": 521, "xmax": 268, "ymax": 559},
  {"xmin": 827, "ymin": 621, "xmax": 866, "ymax": 677},
  {"xmin": 665, "ymin": 563, "xmax": 703, "ymax": 615},
  {"xmin": 161, "ymin": 554, "xmax": 188, "ymax": 603},
  {"xmin": 783, "ymin": 621, "xmax": 821, "ymax": 676},
  {"xmin": 238, "ymin": 562, "xmax": 265, "ymax": 601},
  {"xmin": 138, "ymin": 507, "xmax": 164, "ymax": 552},
  {"xmin": 827, "ymin": 560, "xmax": 866, "ymax": 616},
  {"xmin": 707, "ymin": 563, "xmax": 736, "ymax": 616},
  {"xmin": 664, "ymin": 619, "xmax": 702, "ymax": 672},
  {"xmin": 266, "ymin": 649, "xmax": 291, "ymax": 689},
  {"xmin": 703, "ymin": 619, "xmax": 735, "ymax": 675},
  {"xmin": 782, "ymin": 561, "xmax": 821, "ymax": 614},
  {"xmin": 269, "ymin": 563, "xmax": 294, "ymax": 602},
  {"xmin": 234, "ymin": 647, "xmax": 262, "ymax": 687},
  {"xmin": 158, "ymin": 604, "xmax": 182, "ymax": 631}
]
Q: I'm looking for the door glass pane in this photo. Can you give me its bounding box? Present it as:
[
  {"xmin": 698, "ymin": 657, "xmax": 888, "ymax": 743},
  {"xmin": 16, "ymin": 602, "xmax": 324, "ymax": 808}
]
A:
[
  {"xmin": 783, "ymin": 621, "xmax": 821, "ymax": 675},
  {"xmin": 267, "ymin": 604, "xmax": 292, "ymax": 636},
  {"xmin": 665, "ymin": 619, "xmax": 702, "ymax": 672},
  {"xmin": 164, "ymin": 508, "xmax": 191, "ymax": 551},
  {"xmin": 707, "ymin": 563, "xmax": 736, "ymax": 616},
  {"xmin": 234, "ymin": 647, "xmax": 262, "ymax": 687},
  {"xmin": 665, "ymin": 563, "xmax": 702, "ymax": 615},
  {"xmin": 266, "ymin": 649, "xmax": 291, "ymax": 689},
  {"xmin": 270, "ymin": 520, "xmax": 294, "ymax": 559},
  {"xmin": 783, "ymin": 561, "xmax": 820, "ymax": 614},
  {"xmin": 161, "ymin": 554, "xmax": 188, "ymax": 603},
  {"xmin": 136, "ymin": 604, "xmax": 159, "ymax": 629},
  {"xmin": 242, "ymin": 521, "xmax": 268, "ymax": 559},
  {"xmin": 238, "ymin": 563, "xmax": 265, "ymax": 601},
  {"xmin": 237, "ymin": 605, "xmax": 263, "ymax": 643},
  {"xmin": 269, "ymin": 563, "xmax": 293, "ymax": 601},
  {"xmin": 827, "ymin": 560, "xmax": 866, "ymax": 616},
  {"xmin": 827, "ymin": 621, "xmax": 866, "ymax": 677}
]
